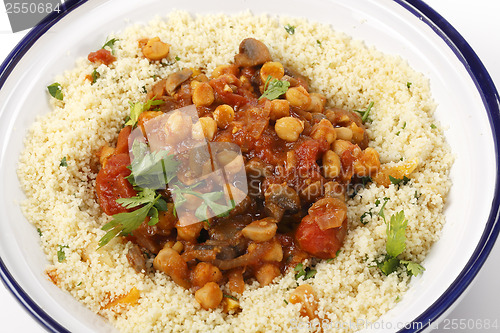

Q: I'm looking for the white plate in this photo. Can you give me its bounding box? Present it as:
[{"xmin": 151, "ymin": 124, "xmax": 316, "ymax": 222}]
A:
[{"xmin": 0, "ymin": 0, "xmax": 499, "ymax": 332}]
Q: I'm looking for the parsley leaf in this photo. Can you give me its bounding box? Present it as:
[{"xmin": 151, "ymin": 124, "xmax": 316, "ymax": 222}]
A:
[
  {"xmin": 360, "ymin": 211, "xmax": 372, "ymax": 224},
  {"xmin": 116, "ymin": 188, "xmax": 157, "ymax": 209},
  {"xmin": 377, "ymin": 256, "xmax": 400, "ymax": 275},
  {"xmin": 401, "ymin": 260, "xmax": 425, "ymax": 276},
  {"xmin": 354, "ymin": 101, "xmax": 374, "ymax": 123},
  {"xmin": 284, "ymin": 299, "xmax": 289, "ymax": 305},
  {"xmin": 98, "ymin": 193, "xmax": 162, "ymax": 248},
  {"xmin": 316, "ymin": 40, "xmax": 322, "ymax": 46},
  {"xmin": 125, "ymin": 97, "xmax": 164, "ymax": 127},
  {"xmin": 126, "ymin": 141, "xmax": 179, "ymax": 189},
  {"xmin": 284, "ymin": 24, "xmax": 295, "ymax": 35},
  {"xmin": 175, "ymin": 56, "xmax": 181, "ymax": 61},
  {"xmin": 406, "ymin": 82, "xmax": 412, "ymax": 89},
  {"xmin": 102, "ymin": 38, "xmax": 118, "ymax": 53},
  {"xmin": 386, "ymin": 210, "xmax": 407, "ymax": 257},
  {"xmin": 259, "ymin": 76, "xmax": 290, "ymax": 101},
  {"xmin": 37, "ymin": 228, "xmax": 43, "ymax": 237},
  {"xmin": 430, "ymin": 124, "xmax": 437, "ymax": 129},
  {"xmin": 91, "ymin": 69, "xmax": 100, "ymax": 85},
  {"xmin": 47, "ymin": 83, "xmax": 63, "ymax": 100},
  {"xmin": 59, "ymin": 156, "xmax": 68, "ymax": 167},
  {"xmin": 57, "ymin": 245, "xmax": 69, "ymax": 263}
]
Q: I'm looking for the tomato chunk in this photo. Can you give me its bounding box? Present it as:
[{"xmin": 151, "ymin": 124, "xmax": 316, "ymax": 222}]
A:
[
  {"xmin": 96, "ymin": 153, "xmax": 136, "ymax": 215},
  {"xmin": 88, "ymin": 49, "xmax": 116, "ymax": 66},
  {"xmin": 295, "ymin": 215, "xmax": 347, "ymax": 259}
]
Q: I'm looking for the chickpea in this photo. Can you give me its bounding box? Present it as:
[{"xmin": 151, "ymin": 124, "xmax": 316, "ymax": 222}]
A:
[
  {"xmin": 212, "ymin": 64, "xmax": 239, "ymax": 78},
  {"xmin": 164, "ymin": 111, "xmax": 191, "ymax": 141},
  {"xmin": 142, "ymin": 37, "xmax": 170, "ymax": 61},
  {"xmin": 285, "ymin": 86, "xmax": 311, "ymax": 110},
  {"xmin": 156, "ymin": 205, "xmax": 176, "ymax": 232},
  {"xmin": 307, "ymin": 93, "xmax": 326, "ymax": 113},
  {"xmin": 192, "ymin": 82, "xmax": 215, "ymax": 107},
  {"xmin": 269, "ymin": 99, "xmax": 290, "ymax": 121},
  {"xmin": 176, "ymin": 215, "xmax": 203, "ymax": 242},
  {"xmin": 275, "ymin": 117, "xmax": 304, "ymax": 142},
  {"xmin": 260, "ymin": 61, "xmax": 285, "ymax": 83},
  {"xmin": 349, "ymin": 122, "xmax": 365, "ymax": 144},
  {"xmin": 222, "ymin": 297, "xmax": 241, "ymax": 314},
  {"xmin": 192, "ymin": 117, "xmax": 217, "ymax": 141},
  {"xmin": 192, "ymin": 262, "xmax": 223, "ymax": 288},
  {"xmin": 241, "ymin": 218, "xmax": 277, "ymax": 242},
  {"xmin": 354, "ymin": 147, "xmax": 380, "ymax": 177},
  {"xmin": 213, "ymin": 104, "xmax": 235, "ymax": 129},
  {"xmin": 262, "ymin": 240, "xmax": 284, "ymax": 262},
  {"xmin": 289, "ymin": 284, "xmax": 318, "ymax": 319},
  {"xmin": 310, "ymin": 119, "xmax": 337, "ymax": 144},
  {"xmin": 153, "ymin": 247, "xmax": 190, "ymax": 288},
  {"xmin": 335, "ymin": 127, "xmax": 353, "ymax": 141},
  {"xmin": 255, "ymin": 263, "xmax": 280, "ymax": 286},
  {"xmin": 322, "ymin": 150, "xmax": 341, "ymax": 179},
  {"xmin": 332, "ymin": 139, "xmax": 357, "ymax": 157},
  {"xmin": 195, "ymin": 282, "xmax": 223, "ymax": 310}
]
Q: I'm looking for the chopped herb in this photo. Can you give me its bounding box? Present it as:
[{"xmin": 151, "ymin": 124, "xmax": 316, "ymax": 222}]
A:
[
  {"xmin": 377, "ymin": 197, "xmax": 390, "ymax": 219},
  {"xmin": 125, "ymin": 97, "xmax": 164, "ymax": 127},
  {"xmin": 396, "ymin": 296, "xmax": 400, "ymax": 302},
  {"xmin": 47, "ymin": 83, "xmax": 63, "ymax": 100},
  {"xmin": 396, "ymin": 131, "xmax": 400, "ymax": 136},
  {"xmin": 102, "ymin": 38, "xmax": 118, "ymax": 54},
  {"xmin": 400, "ymin": 157, "xmax": 404, "ymax": 161},
  {"xmin": 223, "ymin": 294, "xmax": 238, "ymax": 301},
  {"xmin": 284, "ymin": 24, "xmax": 295, "ymax": 35},
  {"xmin": 284, "ymin": 299, "xmax": 289, "ymax": 305},
  {"xmin": 406, "ymin": 82, "xmax": 412, "ymax": 89},
  {"xmin": 375, "ymin": 199, "xmax": 380, "ymax": 206},
  {"xmin": 294, "ymin": 263, "xmax": 316, "ymax": 280},
  {"xmin": 402, "ymin": 122, "xmax": 407, "ymax": 129},
  {"xmin": 77, "ymin": 282, "xmax": 82, "ymax": 286},
  {"xmin": 389, "ymin": 175, "xmax": 410, "ymax": 187},
  {"xmin": 326, "ymin": 258, "xmax": 334, "ymax": 263},
  {"xmin": 59, "ymin": 157, "xmax": 68, "ymax": 167},
  {"xmin": 414, "ymin": 191, "xmax": 421, "ymax": 200},
  {"xmin": 316, "ymin": 40, "xmax": 322, "ymax": 46},
  {"xmin": 91, "ymin": 69, "xmax": 100, "ymax": 85},
  {"xmin": 360, "ymin": 211, "xmax": 372, "ymax": 224},
  {"xmin": 174, "ymin": 56, "xmax": 181, "ymax": 62},
  {"xmin": 259, "ymin": 76, "xmax": 290, "ymax": 101},
  {"xmin": 229, "ymin": 25, "xmax": 234, "ymax": 28},
  {"xmin": 141, "ymin": 86, "xmax": 147, "ymax": 94},
  {"xmin": 37, "ymin": 228, "xmax": 42, "ymax": 237},
  {"xmin": 57, "ymin": 245, "xmax": 69, "ymax": 263},
  {"xmin": 430, "ymin": 124, "xmax": 437, "ymax": 129},
  {"xmin": 336, "ymin": 250, "xmax": 341, "ymax": 257},
  {"xmin": 354, "ymin": 101, "xmax": 374, "ymax": 123}
]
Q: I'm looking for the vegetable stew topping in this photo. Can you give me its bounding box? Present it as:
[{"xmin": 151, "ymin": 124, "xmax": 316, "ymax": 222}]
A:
[{"xmin": 94, "ymin": 38, "xmax": 384, "ymax": 311}]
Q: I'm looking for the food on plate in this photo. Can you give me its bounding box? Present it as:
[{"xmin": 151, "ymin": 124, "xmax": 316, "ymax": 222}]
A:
[{"xmin": 18, "ymin": 12, "xmax": 452, "ymax": 332}]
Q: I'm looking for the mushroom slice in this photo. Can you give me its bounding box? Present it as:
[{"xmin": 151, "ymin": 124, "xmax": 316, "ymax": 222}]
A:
[
  {"xmin": 264, "ymin": 183, "xmax": 301, "ymax": 214},
  {"xmin": 234, "ymin": 38, "xmax": 272, "ymax": 67},
  {"xmin": 165, "ymin": 68, "xmax": 193, "ymax": 95}
]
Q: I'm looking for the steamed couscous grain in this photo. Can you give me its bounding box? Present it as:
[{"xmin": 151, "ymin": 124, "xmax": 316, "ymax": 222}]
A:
[{"xmin": 17, "ymin": 12, "xmax": 452, "ymax": 332}]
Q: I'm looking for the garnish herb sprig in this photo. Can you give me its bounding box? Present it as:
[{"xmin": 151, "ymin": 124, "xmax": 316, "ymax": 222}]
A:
[
  {"xmin": 125, "ymin": 97, "xmax": 164, "ymax": 127},
  {"xmin": 354, "ymin": 101, "xmax": 374, "ymax": 123},
  {"xmin": 47, "ymin": 83, "xmax": 63, "ymax": 100},
  {"xmin": 258, "ymin": 76, "xmax": 290, "ymax": 101}
]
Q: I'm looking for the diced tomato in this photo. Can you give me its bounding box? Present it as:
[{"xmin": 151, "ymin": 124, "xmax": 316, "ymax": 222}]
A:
[
  {"xmin": 209, "ymin": 74, "xmax": 249, "ymax": 107},
  {"xmin": 96, "ymin": 153, "xmax": 136, "ymax": 215},
  {"xmin": 295, "ymin": 215, "xmax": 347, "ymax": 259},
  {"xmin": 88, "ymin": 49, "xmax": 116, "ymax": 66}
]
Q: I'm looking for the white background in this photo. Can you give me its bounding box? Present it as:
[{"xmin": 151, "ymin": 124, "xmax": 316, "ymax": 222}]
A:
[{"xmin": 0, "ymin": 0, "xmax": 499, "ymax": 332}]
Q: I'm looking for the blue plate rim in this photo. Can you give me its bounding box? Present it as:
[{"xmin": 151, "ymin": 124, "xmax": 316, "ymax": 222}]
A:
[{"xmin": 0, "ymin": 1, "xmax": 499, "ymax": 332}]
